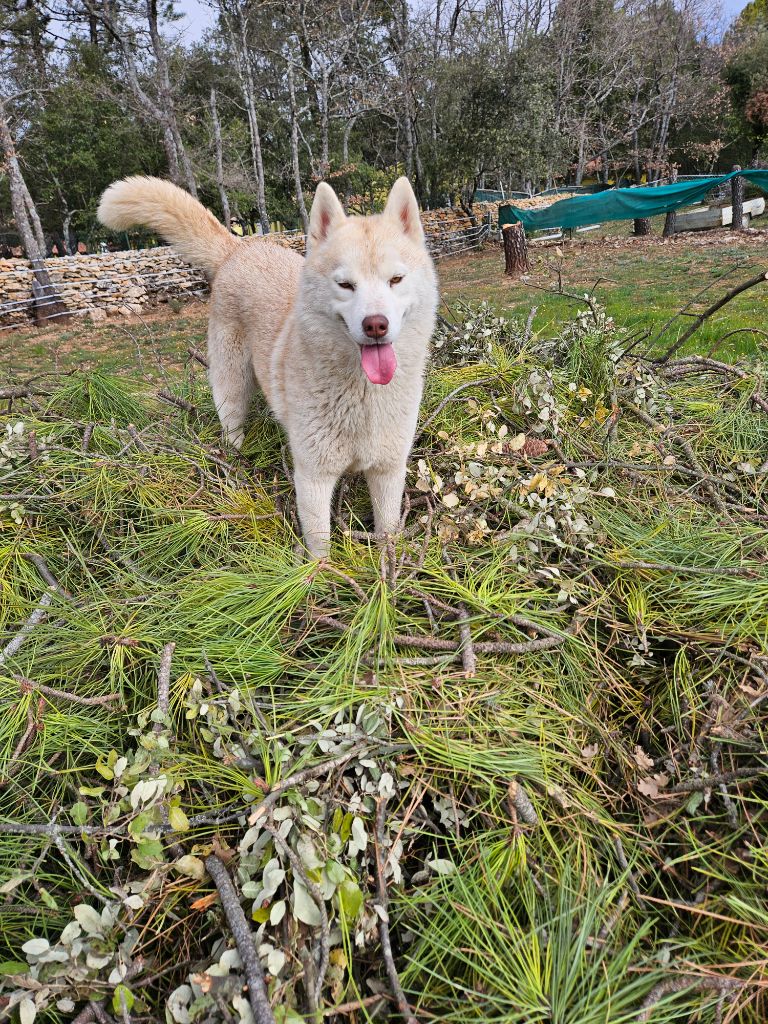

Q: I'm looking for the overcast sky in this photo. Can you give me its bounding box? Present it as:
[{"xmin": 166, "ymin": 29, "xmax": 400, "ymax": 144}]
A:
[{"xmin": 172, "ymin": 0, "xmax": 753, "ymax": 43}]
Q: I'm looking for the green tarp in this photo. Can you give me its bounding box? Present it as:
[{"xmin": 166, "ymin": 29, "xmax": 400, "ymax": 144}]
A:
[{"xmin": 499, "ymin": 170, "xmax": 768, "ymax": 232}]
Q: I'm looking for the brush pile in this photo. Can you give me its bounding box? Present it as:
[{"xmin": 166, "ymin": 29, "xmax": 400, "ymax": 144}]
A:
[{"xmin": 1, "ymin": 303, "xmax": 767, "ymax": 1024}]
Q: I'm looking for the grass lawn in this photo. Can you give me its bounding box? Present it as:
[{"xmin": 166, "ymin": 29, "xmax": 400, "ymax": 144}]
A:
[
  {"xmin": 439, "ymin": 223, "xmax": 768, "ymax": 361},
  {"xmin": 3, "ymin": 226, "xmax": 768, "ymax": 381}
]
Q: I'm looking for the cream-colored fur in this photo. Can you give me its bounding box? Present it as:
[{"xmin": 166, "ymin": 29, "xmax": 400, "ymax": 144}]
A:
[{"xmin": 98, "ymin": 176, "xmax": 438, "ymax": 558}]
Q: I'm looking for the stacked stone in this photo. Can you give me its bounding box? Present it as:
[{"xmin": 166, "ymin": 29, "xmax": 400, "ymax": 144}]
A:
[{"xmin": 0, "ymin": 248, "xmax": 208, "ymax": 329}]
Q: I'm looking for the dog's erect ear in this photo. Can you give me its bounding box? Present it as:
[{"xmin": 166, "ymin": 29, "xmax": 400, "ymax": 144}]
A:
[
  {"xmin": 384, "ymin": 177, "xmax": 423, "ymax": 242},
  {"xmin": 308, "ymin": 182, "xmax": 346, "ymax": 251}
]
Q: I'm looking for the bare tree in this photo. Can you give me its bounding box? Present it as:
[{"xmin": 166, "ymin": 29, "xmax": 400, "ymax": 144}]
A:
[
  {"xmin": 83, "ymin": 0, "xmax": 197, "ymax": 195},
  {"xmin": 209, "ymin": 87, "xmax": 231, "ymax": 227},
  {"xmin": 0, "ymin": 93, "xmax": 68, "ymax": 323},
  {"xmin": 214, "ymin": 0, "xmax": 270, "ymax": 233}
]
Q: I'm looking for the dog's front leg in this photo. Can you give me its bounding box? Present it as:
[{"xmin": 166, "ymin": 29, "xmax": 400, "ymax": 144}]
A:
[
  {"xmin": 366, "ymin": 463, "xmax": 407, "ymax": 538},
  {"xmin": 293, "ymin": 467, "xmax": 337, "ymax": 559}
]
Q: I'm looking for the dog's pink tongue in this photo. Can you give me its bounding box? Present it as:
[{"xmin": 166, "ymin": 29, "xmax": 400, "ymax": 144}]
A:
[{"xmin": 360, "ymin": 343, "xmax": 397, "ymax": 385}]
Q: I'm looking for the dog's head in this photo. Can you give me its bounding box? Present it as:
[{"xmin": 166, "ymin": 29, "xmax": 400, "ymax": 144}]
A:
[{"xmin": 299, "ymin": 178, "xmax": 437, "ymax": 384}]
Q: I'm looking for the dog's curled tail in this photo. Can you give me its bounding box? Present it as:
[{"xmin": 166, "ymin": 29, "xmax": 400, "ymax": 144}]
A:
[{"xmin": 98, "ymin": 176, "xmax": 236, "ymax": 280}]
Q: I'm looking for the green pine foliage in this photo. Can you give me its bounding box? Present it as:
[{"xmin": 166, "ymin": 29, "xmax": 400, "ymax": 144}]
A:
[{"xmin": 0, "ymin": 305, "xmax": 766, "ymax": 1022}]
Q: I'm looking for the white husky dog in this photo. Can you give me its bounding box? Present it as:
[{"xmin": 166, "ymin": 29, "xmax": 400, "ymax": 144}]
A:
[{"xmin": 98, "ymin": 176, "xmax": 439, "ymax": 557}]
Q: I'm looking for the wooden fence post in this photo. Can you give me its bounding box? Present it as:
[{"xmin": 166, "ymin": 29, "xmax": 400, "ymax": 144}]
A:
[
  {"xmin": 731, "ymin": 165, "xmax": 744, "ymax": 231},
  {"xmin": 502, "ymin": 222, "xmax": 529, "ymax": 276}
]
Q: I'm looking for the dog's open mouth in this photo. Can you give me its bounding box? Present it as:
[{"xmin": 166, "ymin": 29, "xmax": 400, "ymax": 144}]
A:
[{"xmin": 360, "ymin": 343, "xmax": 397, "ymax": 385}]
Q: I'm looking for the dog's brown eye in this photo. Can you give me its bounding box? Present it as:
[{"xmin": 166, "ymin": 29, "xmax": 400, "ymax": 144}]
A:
[
  {"xmin": 338, "ymin": 281, "xmax": 355, "ymax": 291},
  {"xmin": 389, "ymin": 275, "xmax": 403, "ymax": 286}
]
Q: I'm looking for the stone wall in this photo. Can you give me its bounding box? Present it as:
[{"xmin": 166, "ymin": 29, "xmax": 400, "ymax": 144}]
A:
[{"xmin": 0, "ymin": 247, "xmax": 208, "ymax": 329}]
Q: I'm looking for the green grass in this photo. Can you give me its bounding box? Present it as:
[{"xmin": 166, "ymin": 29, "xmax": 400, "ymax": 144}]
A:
[{"xmin": 440, "ymin": 224, "xmax": 768, "ymax": 360}]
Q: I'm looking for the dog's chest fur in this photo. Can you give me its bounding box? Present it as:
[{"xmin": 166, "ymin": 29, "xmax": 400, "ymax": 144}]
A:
[{"xmin": 274, "ymin": 336, "xmax": 425, "ymax": 474}]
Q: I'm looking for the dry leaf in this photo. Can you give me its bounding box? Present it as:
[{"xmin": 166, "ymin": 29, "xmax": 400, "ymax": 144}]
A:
[
  {"xmin": 633, "ymin": 745, "xmax": 654, "ymax": 771},
  {"xmin": 637, "ymin": 773, "xmax": 670, "ymax": 799}
]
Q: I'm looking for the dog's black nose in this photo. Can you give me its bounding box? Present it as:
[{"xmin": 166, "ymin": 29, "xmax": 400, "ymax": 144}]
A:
[{"xmin": 362, "ymin": 314, "xmax": 389, "ymax": 339}]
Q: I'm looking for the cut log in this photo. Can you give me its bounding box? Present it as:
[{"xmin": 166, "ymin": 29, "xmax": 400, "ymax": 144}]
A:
[{"xmin": 502, "ymin": 223, "xmax": 529, "ymax": 276}]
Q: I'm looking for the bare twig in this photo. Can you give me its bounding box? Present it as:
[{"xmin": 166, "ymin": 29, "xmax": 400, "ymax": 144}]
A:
[
  {"xmin": 16, "ymin": 677, "xmax": 120, "ymax": 707},
  {"xmin": 310, "ymin": 609, "xmax": 573, "ymax": 657},
  {"xmin": 666, "ymin": 766, "xmax": 767, "ymax": 793},
  {"xmin": 313, "ymin": 561, "xmax": 368, "ymax": 603},
  {"xmin": 657, "ymin": 269, "xmax": 768, "ymax": 362},
  {"xmin": 456, "ymin": 603, "xmax": 477, "ymax": 677},
  {"xmin": 154, "ymin": 642, "xmax": 176, "ymax": 733},
  {"xmin": 414, "ymin": 377, "xmax": 494, "ymax": 444},
  {"xmin": 82, "ymin": 422, "xmax": 95, "ymax": 452},
  {"xmin": 0, "ymin": 591, "xmax": 52, "ymax": 666},
  {"xmin": 265, "ymin": 825, "xmax": 330, "ymax": 1010},
  {"xmin": 638, "ymin": 975, "xmax": 743, "ymax": 1021},
  {"xmin": 205, "ymin": 854, "xmax": 276, "ymax": 1024},
  {"xmin": 612, "ymin": 560, "xmax": 755, "ymax": 577},
  {"xmin": 187, "ymin": 345, "xmax": 209, "ymax": 368},
  {"xmin": 374, "ymin": 797, "xmax": 419, "ymax": 1024},
  {"xmin": 157, "ymin": 389, "xmax": 197, "ymax": 415},
  {"xmin": 248, "ymin": 745, "xmax": 370, "ymax": 824},
  {"xmin": 24, "ymin": 553, "xmax": 70, "ymax": 597}
]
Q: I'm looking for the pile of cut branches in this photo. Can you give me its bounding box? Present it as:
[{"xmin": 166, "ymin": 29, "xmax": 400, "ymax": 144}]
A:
[{"xmin": 1, "ymin": 302, "xmax": 767, "ymax": 1024}]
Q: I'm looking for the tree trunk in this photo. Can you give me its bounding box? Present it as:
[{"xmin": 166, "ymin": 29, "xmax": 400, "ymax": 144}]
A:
[
  {"xmin": 502, "ymin": 223, "xmax": 529, "ymax": 276},
  {"xmin": 146, "ymin": 0, "xmax": 197, "ymax": 197},
  {"xmin": 62, "ymin": 209, "xmax": 76, "ymax": 255},
  {"xmin": 633, "ymin": 218, "xmax": 651, "ymax": 236},
  {"xmin": 731, "ymin": 165, "xmax": 744, "ymax": 231},
  {"xmin": 287, "ymin": 58, "xmax": 309, "ymax": 234},
  {"xmin": 20, "ymin": 175, "xmax": 46, "ymax": 253},
  {"xmin": 663, "ymin": 166, "xmax": 678, "ymax": 237},
  {"xmin": 210, "ymin": 88, "xmax": 231, "ymax": 227},
  {"xmin": 234, "ymin": 12, "xmax": 269, "ymax": 234},
  {"xmin": 0, "ymin": 96, "xmax": 68, "ymax": 325}
]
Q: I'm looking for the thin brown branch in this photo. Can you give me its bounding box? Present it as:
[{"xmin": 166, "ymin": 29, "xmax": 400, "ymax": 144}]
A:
[
  {"xmin": 157, "ymin": 389, "xmax": 198, "ymax": 415},
  {"xmin": 666, "ymin": 766, "xmax": 768, "ymax": 793},
  {"xmin": 187, "ymin": 345, "xmax": 209, "ymax": 368},
  {"xmin": 657, "ymin": 269, "xmax": 768, "ymax": 362},
  {"xmin": 24, "ymin": 553, "xmax": 70, "ymax": 597},
  {"xmin": 16, "ymin": 677, "xmax": 120, "ymax": 707},
  {"xmin": 205, "ymin": 854, "xmax": 277, "ymax": 1024},
  {"xmin": 414, "ymin": 377, "xmax": 494, "ymax": 443},
  {"xmin": 374, "ymin": 797, "xmax": 420, "ymax": 1024},
  {"xmin": 310, "ymin": 609, "xmax": 573, "ymax": 656}
]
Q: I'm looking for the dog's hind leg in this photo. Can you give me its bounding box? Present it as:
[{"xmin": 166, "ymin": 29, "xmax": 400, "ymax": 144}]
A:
[{"xmin": 207, "ymin": 324, "xmax": 253, "ymax": 450}]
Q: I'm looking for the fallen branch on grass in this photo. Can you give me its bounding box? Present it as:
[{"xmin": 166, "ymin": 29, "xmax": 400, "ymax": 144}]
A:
[
  {"xmin": 264, "ymin": 824, "xmax": 330, "ymax": 1012},
  {"xmin": 15, "ymin": 676, "xmax": 120, "ymax": 706},
  {"xmin": 638, "ymin": 974, "xmax": 743, "ymax": 1022},
  {"xmin": 309, "ymin": 609, "xmax": 573, "ymax": 657},
  {"xmin": 657, "ymin": 269, "xmax": 768, "ymax": 363},
  {"xmin": 374, "ymin": 797, "xmax": 420, "ymax": 1024},
  {"xmin": 205, "ymin": 854, "xmax": 277, "ymax": 1024},
  {"xmin": 0, "ymin": 590, "xmax": 52, "ymax": 666}
]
